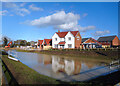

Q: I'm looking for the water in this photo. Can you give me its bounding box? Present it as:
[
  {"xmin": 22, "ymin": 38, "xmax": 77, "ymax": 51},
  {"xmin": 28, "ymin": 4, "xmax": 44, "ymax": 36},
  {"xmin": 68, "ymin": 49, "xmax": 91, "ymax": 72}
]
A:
[{"xmin": 8, "ymin": 50, "xmax": 115, "ymax": 81}]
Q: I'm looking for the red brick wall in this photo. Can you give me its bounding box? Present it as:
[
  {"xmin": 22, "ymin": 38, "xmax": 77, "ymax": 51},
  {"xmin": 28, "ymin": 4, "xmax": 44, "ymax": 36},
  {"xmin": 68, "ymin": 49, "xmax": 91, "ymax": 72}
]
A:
[
  {"xmin": 112, "ymin": 36, "xmax": 119, "ymax": 46},
  {"xmin": 84, "ymin": 39, "xmax": 96, "ymax": 43},
  {"xmin": 75, "ymin": 32, "xmax": 82, "ymax": 48}
]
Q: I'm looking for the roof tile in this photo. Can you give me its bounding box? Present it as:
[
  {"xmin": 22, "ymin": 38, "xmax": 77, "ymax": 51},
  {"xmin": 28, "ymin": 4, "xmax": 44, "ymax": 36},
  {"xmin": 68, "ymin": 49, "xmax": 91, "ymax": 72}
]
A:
[
  {"xmin": 44, "ymin": 39, "xmax": 52, "ymax": 45},
  {"xmin": 56, "ymin": 31, "xmax": 79, "ymax": 38},
  {"xmin": 38, "ymin": 40, "xmax": 43, "ymax": 45}
]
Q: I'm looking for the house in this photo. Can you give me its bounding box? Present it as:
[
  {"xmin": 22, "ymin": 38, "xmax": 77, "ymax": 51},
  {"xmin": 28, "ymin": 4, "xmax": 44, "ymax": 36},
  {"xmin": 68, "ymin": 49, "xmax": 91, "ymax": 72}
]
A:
[
  {"xmin": 43, "ymin": 39, "xmax": 52, "ymax": 46},
  {"xmin": 43, "ymin": 39, "xmax": 52, "ymax": 50},
  {"xmin": 37, "ymin": 39, "xmax": 52, "ymax": 50},
  {"xmin": 52, "ymin": 30, "xmax": 82, "ymax": 49},
  {"xmin": 30, "ymin": 41, "xmax": 37, "ymax": 48},
  {"xmin": 37, "ymin": 40, "xmax": 43, "ymax": 49},
  {"xmin": 82, "ymin": 38, "xmax": 101, "ymax": 49},
  {"xmin": 30, "ymin": 41, "xmax": 35, "ymax": 47},
  {"xmin": 97, "ymin": 35, "xmax": 120, "ymax": 48}
]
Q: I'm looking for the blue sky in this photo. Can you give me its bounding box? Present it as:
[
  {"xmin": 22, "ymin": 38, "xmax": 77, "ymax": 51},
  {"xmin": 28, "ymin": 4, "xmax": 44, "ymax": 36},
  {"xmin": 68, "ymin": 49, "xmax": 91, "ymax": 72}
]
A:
[{"xmin": 1, "ymin": 2, "xmax": 119, "ymax": 42}]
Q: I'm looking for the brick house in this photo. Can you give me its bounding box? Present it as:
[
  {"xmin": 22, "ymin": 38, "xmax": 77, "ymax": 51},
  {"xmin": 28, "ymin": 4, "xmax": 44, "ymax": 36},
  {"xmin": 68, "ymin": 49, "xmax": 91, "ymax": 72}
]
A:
[
  {"xmin": 82, "ymin": 38, "xmax": 101, "ymax": 49},
  {"xmin": 43, "ymin": 39, "xmax": 52, "ymax": 50},
  {"xmin": 52, "ymin": 30, "xmax": 82, "ymax": 49},
  {"xmin": 97, "ymin": 35, "xmax": 120, "ymax": 48},
  {"xmin": 37, "ymin": 39, "xmax": 52, "ymax": 50}
]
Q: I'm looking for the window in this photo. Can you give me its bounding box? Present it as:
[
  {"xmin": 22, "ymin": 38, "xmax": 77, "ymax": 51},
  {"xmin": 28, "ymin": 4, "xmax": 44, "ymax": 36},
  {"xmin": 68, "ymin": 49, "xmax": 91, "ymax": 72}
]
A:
[
  {"xmin": 68, "ymin": 37, "xmax": 71, "ymax": 41},
  {"xmin": 55, "ymin": 38, "xmax": 57, "ymax": 41},
  {"xmin": 54, "ymin": 44, "xmax": 58, "ymax": 48},
  {"xmin": 77, "ymin": 36, "xmax": 79, "ymax": 40},
  {"xmin": 77, "ymin": 36, "xmax": 79, "ymax": 38},
  {"xmin": 68, "ymin": 44, "xmax": 72, "ymax": 48}
]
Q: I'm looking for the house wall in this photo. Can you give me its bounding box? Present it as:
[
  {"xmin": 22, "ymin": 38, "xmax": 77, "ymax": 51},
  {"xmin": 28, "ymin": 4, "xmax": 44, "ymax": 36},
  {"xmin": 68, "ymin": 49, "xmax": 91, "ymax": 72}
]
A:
[
  {"xmin": 52, "ymin": 32, "xmax": 75, "ymax": 49},
  {"xmin": 112, "ymin": 36, "xmax": 119, "ymax": 46},
  {"xmin": 52, "ymin": 33, "xmax": 60, "ymax": 48},
  {"xmin": 65, "ymin": 32, "xmax": 75, "ymax": 48},
  {"xmin": 43, "ymin": 46, "xmax": 52, "ymax": 50},
  {"xmin": 75, "ymin": 32, "xmax": 81, "ymax": 48},
  {"xmin": 60, "ymin": 38, "xmax": 65, "ymax": 41}
]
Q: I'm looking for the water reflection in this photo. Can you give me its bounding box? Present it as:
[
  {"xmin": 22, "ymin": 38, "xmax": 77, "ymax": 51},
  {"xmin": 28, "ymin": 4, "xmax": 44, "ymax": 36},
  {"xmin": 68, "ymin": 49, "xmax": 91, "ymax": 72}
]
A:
[
  {"xmin": 8, "ymin": 50, "xmax": 109, "ymax": 81},
  {"xmin": 52, "ymin": 56, "xmax": 82, "ymax": 75}
]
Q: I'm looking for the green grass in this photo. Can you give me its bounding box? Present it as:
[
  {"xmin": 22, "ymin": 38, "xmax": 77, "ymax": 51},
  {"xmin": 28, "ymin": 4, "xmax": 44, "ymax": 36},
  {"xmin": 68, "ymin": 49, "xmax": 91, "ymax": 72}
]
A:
[{"xmin": 1, "ymin": 55, "xmax": 61, "ymax": 84}]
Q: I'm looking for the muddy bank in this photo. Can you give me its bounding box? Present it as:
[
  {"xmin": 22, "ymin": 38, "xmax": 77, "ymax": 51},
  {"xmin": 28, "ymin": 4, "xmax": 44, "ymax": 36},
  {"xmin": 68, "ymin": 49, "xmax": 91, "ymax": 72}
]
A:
[{"xmin": 16, "ymin": 49, "xmax": 119, "ymax": 60}]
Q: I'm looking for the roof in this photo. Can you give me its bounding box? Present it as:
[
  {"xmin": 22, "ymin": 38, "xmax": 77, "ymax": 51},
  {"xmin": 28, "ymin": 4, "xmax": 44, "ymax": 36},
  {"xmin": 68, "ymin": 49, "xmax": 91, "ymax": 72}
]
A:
[
  {"xmin": 82, "ymin": 38, "xmax": 101, "ymax": 45},
  {"xmin": 56, "ymin": 32, "xmax": 68, "ymax": 38},
  {"xmin": 56, "ymin": 31, "xmax": 79, "ymax": 38},
  {"xmin": 91, "ymin": 38, "xmax": 101, "ymax": 45},
  {"xmin": 97, "ymin": 35, "xmax": 116, "ymax": 42},
  {"xmin": 82, "ymin": 38, "xmax": 89, "ymax": 43},
  {"xmin": 38, "ymin": 40, "xmax": 43, "ymax": 45},
  {"xmin": 44, "ymin": 39, "xmax": 52, "ymax": 45},
  {"xmin": 58, "ymin": 41, "xmax": 66, "ymax": 45},
  {"xmin": 70, "ymin": 31, "xmax": 79, "ymax": 37}
]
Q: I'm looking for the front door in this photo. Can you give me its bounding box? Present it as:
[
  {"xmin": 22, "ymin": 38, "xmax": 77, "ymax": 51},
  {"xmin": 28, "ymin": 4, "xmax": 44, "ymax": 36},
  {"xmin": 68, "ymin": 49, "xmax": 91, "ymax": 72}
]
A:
[{"xmin": 60, "ymin": 45, "xmax": 64, "ymax": 49}]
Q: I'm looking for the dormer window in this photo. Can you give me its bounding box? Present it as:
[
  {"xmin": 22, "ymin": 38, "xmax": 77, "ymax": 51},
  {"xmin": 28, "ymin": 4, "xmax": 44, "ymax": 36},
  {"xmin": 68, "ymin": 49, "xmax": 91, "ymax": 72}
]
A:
[{"xmin": 68, "ymin": 37, "xmax": 71, "ymax": 41}]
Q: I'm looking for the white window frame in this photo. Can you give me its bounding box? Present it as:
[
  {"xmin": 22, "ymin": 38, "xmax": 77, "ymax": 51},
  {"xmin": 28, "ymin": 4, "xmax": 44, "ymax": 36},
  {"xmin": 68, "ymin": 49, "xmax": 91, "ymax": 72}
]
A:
[
  {"xmin": 68, "ymin": 37, "xmax": 71, "ymax": 41},
  {"xmin": 55, "ymin": 38, "xmax": 57, "ymax": 41},
  {"xmin": 68, "ymin": 44, "xmax": 72, "ymax": 48},
  {"xmin": 54, "ymin": 44, "xmax": 58, "ymax": 48}
]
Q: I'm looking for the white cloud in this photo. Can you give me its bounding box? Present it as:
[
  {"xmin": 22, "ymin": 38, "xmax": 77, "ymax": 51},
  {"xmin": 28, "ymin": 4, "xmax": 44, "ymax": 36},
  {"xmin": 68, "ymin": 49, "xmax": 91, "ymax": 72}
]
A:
[
  {"xmin": 3, "ymin": 2, "xmax": 30, "ymax": 16},
  {"xmin": 23, "ymin": 11, "xmax": 95, "ymax": 32},
  {"xmin": 82, "ymin": 13, "xmax": 88, "ymax": 17},
  {"xmin": 20, "ymin": 3, "xmax": 26, "ymax": 7},
  {"xmin": 78, "ymin": 25, "xmax": 95, "ymax": 32},
  {"xmin": 29, "ymin": 4, "xmax": 43, "ymax": 11},
  {"xmin": 0, "ymin": 10, "xmax": 8, "ymax": 15},
  {"xmin": 16, "ymin": 8, "xmax": 30, "ymax": 16},
  {"xmin": 93, "ymin": 30, "xmax": 110, "ymax": 36}
]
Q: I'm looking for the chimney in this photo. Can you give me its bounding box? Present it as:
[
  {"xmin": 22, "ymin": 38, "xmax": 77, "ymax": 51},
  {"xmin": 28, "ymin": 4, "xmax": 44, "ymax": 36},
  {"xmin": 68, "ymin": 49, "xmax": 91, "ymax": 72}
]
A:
[{"xmin": 58, "ymin": 30, "xmax": 60, "ymax": 32}]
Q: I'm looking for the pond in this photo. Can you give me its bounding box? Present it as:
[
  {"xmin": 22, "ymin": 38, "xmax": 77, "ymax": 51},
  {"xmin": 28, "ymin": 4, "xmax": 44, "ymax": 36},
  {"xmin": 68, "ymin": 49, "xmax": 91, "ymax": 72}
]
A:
[{"xmin": 8, "ymin": 50, "xmax": 115, "ymax": 82}]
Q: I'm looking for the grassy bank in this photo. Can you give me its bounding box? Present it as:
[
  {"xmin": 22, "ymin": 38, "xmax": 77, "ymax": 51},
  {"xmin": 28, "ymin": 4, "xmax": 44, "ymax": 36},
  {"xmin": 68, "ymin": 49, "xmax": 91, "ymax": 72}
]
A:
[
  {"xmin": 15, "ymin": 49, "xmax": 119, "ymax": 60},
  {"xmin": 1, "ymin": 55, "xmax": 61, "ymax": 85}
]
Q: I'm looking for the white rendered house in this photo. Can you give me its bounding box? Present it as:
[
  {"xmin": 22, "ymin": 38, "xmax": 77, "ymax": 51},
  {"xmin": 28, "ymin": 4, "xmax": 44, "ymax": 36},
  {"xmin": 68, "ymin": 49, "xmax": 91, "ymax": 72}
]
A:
[{"xmin": 52, "ymin": 30, "xmax": 82, "ymax": 49}]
